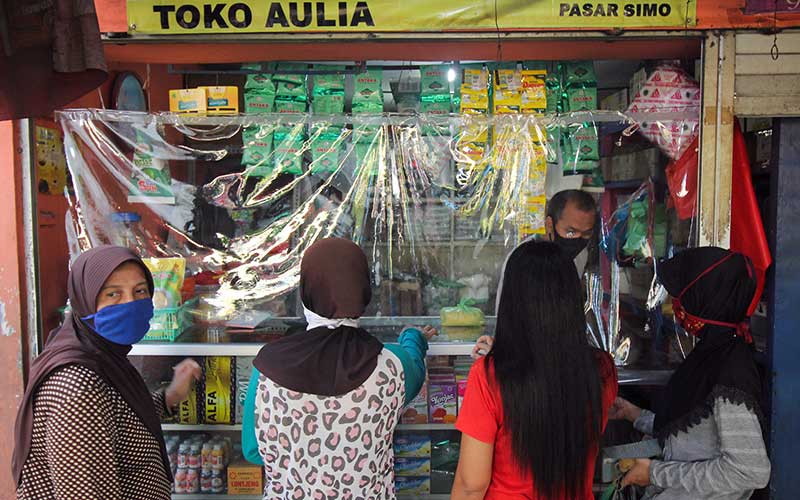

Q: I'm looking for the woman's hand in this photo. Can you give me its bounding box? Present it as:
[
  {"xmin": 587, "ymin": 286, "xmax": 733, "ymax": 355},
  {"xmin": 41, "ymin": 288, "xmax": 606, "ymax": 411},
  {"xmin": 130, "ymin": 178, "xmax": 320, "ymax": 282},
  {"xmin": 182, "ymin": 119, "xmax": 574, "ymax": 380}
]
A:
[
  {"xmin": 621, "ymin": 458, "xmax": 652, "ymax": 488},
  {"xmin": 421, "ymin": 325, "xmax": 438, "ymax": 341},
  {"xmin": 471, "ymin": 335, "xmax": 494, "ymax": 360},
  {"xmin": 165, "ymin": 358, "xmax": 202, "ymax": 409},
  {"xmin": 609, "ymin": 397, "xmax": 643, "ymax": 422}
]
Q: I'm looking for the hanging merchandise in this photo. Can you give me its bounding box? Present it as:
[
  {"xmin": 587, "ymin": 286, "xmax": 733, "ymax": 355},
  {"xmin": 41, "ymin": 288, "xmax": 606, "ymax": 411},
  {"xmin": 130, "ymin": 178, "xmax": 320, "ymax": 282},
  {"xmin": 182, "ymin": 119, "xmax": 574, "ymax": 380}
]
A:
[
  {"xmin": 273, "ymin": 127, "xmax": 306, "ymax": 176},
  {"xmin": 601, "ymin": 181, "xmax": 667, "ymax": 267},
  {"xmin": 665, "ymin": 135, "xmax": 699, "ymax": 220},
  {"xmin": 562, "ymin": 122, "xmax": 600, "ymax": 175},
  {"xmin": 563, "ymin": 61, "xmax": 598, "ymax": 112},
  {"xmin": 352, "ymin": 69, "xmax": 384, "ymax": 114},
  {"xmin": 241, "ymin": 125, "xmax": 274, "ymax": 176},
  {"xmin": 128, "ymin": 125, "xmax": 176, "ymax": 204},
  {"xmin": 627, "ymin": 64, "xmax": 700, "ymax": 161},
  {"xmin": 312, "ymin": 65, "xmax": 346, "ymax": 115},
  {"xmin": 243, "ymin": 63, "xmax": 277, "ymax": 115},
  {"xmin": 200, "ymin": 87, "xmax": 239, "ymax": 115}
]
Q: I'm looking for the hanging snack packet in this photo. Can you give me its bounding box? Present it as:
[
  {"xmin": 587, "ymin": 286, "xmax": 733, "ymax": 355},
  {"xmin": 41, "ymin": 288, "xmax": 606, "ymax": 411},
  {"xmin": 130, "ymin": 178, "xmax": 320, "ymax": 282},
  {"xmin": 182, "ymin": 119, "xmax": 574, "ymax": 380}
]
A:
[
  {"xmin": 493, "ymin": 87, "xmax": 521, "ymax": 114},
  {"xmin": 562, "ymin": 123, "xmax": 599, "ymax": 175},
  {"xmin": 564, "ymin": 61, "xmax": 598, "ymax": 112},
  {"xmin": 241, "ymin": 126, "xmax": 273, "ymax": 176},
  {"xmin": 273, "ymin": 63, "xmax": 307, "ymax": 86},
  {"xmin": 420, "ymin": 65, "xmax": 450, "ymax": 96},
  {"xmin": 545, "ymin": 63, "xmax": 564, "ymax": 115},
  {"xmin": 495, "ymin": 69, "xmax": 522, "ymax": 91},
  {"xmin": 352, "ymin": 69, "xmax": 384, "ymax": 113},
  {"xmin": 128, "ymin": 127, "xmax": 176, "ymax": 205},
  {"xmin": 521, "ymin": 70, "xmax": 547, "ymax": 115},
  {"xmin": 242, "ymin": 62, "xmax": 277, "ymax": 90},
  {"xmin": 420, "ymin": 94, "xmax": 452, "ymax": 135},
  {"xmin": 312, "ymin": 65, "xmax": 346, "ymax": 115},
  {"xmin": 310, "ymin": 134, "xmax": 341, "ymax": 175},
  {"xmin": 273, "ymin": 127, "xmax": 305, "ymax": 176},
  {"xmin": 274, "ymin": 98, "xmax": 307, "ymax": 114},
  {"xmin": 568, "ymin": 87, "xmax": 598, "ymax": 112},
  {"xmin": 143, "ymin": 257, "xmax": 186, "ymax": 309},
  {"xmin": 244, "ymin": 89, "xmax": 276, "ymax": 114}
]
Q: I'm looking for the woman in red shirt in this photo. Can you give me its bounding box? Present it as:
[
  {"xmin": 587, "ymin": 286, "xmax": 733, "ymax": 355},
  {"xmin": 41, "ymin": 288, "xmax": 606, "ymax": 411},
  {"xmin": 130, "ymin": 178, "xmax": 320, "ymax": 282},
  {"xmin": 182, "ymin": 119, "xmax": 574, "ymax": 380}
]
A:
[{"xmin": 452, "ymin": 240, "xmax": 617, "ymax": 500}]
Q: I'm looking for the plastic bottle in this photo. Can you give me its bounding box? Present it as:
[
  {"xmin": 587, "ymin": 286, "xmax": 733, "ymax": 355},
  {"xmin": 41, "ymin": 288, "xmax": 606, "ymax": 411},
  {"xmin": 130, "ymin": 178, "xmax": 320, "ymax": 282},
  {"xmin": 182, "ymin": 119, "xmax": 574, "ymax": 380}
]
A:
[
  {"xmin": 186, "ymin": 467, "xmax": 200, "ymax": 493},
  {"xmin": 188, "ymin": 443, "xmax": 201, "ymax": 469},
  {"xmin": 211, "ymin": 468, "xmax": 225, "ymax": 493},
  {"xmin": 211, "ymin": 444, "xmax": 225, "ymax": 471},
  {"xmin": 201, "ymin": 442, "xmax": 212, "ymax": 469},
  {"xmin": 177, "ymin": 443, "xmax": 189, "ymax": 468},
  {"xmin": 174, "ymin": 467, "xmax": 187, "ymax": 494},
  {"xmin": 200, "ymin": 467, "xmax": 213, "ymax": 493}
]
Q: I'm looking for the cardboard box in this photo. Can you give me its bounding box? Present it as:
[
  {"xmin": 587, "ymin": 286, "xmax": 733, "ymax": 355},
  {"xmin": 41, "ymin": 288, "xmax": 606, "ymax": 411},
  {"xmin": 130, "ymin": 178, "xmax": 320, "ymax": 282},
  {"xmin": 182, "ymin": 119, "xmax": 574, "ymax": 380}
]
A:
[
  {"xmin": 600, "ymin": 148, "xmax": 663, "ymax": 182},
  {"xmin": 395, "ymin": 457, "xmax": 431, "ymax": 476},
  {"xmin": 395, "ymin": 476, "xmax": 431, "ymax": 496},
  {"xmin": 394, "ymin": 432, "xmax": 432, "ymax": 457},
  {"xmin": 227, "ymin": 461, "xmax": 263, "ymax": 495},
  {"xmin": 601, "ymin": 88, "xmax": 629, "ymax": 112},
  {"xmin": 169, "ymin": 89, "xmax": 207, "ymax": 115},
  {"xmin": 199, "ymin": 86, "xmax": 239, "ymax": 115}
]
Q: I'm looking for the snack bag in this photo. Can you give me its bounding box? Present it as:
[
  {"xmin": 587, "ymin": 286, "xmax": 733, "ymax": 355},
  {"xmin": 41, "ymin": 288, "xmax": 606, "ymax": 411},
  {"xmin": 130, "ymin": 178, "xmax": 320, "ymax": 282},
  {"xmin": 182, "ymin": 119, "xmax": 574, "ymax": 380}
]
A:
[
  {"xmin": 204, "ymin": 356, "xmax": 233, "ymax": 425},
  {"xmin": 521, "ymin": 70, "xmax": 547, "ymax": 115},
  {"xmin": 440, "ymin": 298, "xmax": 486, "ymax": 327},
  {"xmin": 144, "ymin": 258, "xmax": 186, "ymax": 309},
  {"xmin": 420, "ymin": 65, "xmax": 450, "ymax": 96},
  {"xmin": 129, "ymin": 128, "xmax": 176, "ymax": 205},
  {"xmin": 273, "ymin": 63, "xmax": 307, "ymax": 86},
  {"xmin": 273, "ymin": 128, "xmax": 306, "ymax": 176},
  {"xmin": 244, "ymin": 89, "xmax": 276, "ymax": 114},
  {"xmin": 274, "ymin": 97, "xmax": 307, "ymax": 114},
  {"xmin": 310, "ymin": 135, "xmax": 341, "ymax": 175},
  {"xmin": 352, "ymin": 69, "xmax": 384, "ymax": 113},
  {"xmin": 241, "ymin": 126, "xmax": 274, "ymax": 173}
]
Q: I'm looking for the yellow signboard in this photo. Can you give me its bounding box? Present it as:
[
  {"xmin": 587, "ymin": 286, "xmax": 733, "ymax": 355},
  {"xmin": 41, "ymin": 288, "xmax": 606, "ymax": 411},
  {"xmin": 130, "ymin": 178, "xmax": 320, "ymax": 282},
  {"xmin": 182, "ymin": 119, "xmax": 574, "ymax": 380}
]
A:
[{"xmin": 128, "ymin": 0, "xmax": 696, "ymax": 34}]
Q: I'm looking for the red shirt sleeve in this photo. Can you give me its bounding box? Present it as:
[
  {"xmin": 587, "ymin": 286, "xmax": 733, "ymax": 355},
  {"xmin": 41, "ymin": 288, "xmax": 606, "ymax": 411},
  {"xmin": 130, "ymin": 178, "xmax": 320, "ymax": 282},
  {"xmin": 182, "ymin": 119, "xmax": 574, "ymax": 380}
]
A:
[
  {"xmin": 595, "ymin": 350, "xmax": 619, "ymax": 430},
  {"xmin": 456, "ymin": 359, "xmax": 500, "ymax": 444}
]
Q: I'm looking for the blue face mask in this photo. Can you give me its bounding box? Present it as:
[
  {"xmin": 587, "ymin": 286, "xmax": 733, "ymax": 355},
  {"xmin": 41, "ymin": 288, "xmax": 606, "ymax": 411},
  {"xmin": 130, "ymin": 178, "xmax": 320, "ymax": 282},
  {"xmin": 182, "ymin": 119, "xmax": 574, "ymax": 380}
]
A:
[{"xmin": 83, "ymin": 299, "xmax": 154, "ymax": 346}]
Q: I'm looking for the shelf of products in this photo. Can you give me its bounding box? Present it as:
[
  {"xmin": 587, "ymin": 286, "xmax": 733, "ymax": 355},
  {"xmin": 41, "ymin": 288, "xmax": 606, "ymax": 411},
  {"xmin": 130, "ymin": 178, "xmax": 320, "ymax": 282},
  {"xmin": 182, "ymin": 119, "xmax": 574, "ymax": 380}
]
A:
[{"xmin": 163, "ymin": 424, "xmax": 243, "ymax": 432}]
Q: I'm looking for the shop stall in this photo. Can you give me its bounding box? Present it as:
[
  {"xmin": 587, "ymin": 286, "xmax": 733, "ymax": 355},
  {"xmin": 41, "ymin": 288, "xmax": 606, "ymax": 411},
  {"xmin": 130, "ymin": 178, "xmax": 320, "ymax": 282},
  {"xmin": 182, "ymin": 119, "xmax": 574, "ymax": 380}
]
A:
[{"xmin": 26, "ymin": 1, "xmax": 744, "ymax": 498}]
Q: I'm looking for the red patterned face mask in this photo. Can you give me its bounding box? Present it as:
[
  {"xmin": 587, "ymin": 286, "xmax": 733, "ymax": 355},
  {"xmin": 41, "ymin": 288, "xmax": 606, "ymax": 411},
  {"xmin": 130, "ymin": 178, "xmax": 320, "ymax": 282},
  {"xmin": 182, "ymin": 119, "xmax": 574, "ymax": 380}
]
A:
[{"xmin": 671, "ymin": 254, "xmax": 753, "ymax": 344}]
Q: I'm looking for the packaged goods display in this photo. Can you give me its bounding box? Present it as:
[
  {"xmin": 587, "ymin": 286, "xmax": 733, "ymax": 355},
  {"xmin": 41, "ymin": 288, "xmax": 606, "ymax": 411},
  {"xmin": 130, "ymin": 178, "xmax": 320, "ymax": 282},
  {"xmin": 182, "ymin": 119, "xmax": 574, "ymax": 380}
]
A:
[{"xmin": 166, "ymin": 434, "xmax": 233, "ymax": 494}]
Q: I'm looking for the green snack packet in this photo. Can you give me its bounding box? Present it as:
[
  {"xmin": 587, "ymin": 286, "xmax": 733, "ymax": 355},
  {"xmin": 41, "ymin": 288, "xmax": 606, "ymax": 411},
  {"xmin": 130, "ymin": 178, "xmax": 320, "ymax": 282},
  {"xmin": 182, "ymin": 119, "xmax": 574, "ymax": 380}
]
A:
[
  {"xmin": 523, "ymin": 61, "xmax": 548, "ymax": 71},
  {"xmin": 274, "ymin": 97, "xmax": 307, "ymax": 114},
  {"xmin": 353, "ymin": 69, "xmax": 383, "ymax": 108},
  {"xmin": 312, "ymin": 93, "xmax": 345, "ymax": 114},
  {"xmin": 275, "ymin": 80, "xmax": 308, "ymax": 100},
  {"xmin": 241, "ymin": 126, "xmax": 274, "ymax": 173},
  {"xmin": 128, "ymin": 128, "xmax": 175, "ymax": 204},
  {"xmin": 420, "ymin": 94, "xmax": 452, "ymax": 136},
  {"xmin": 310, "ymin": 135, "xmax": 341, "ymax": 174},
  {"xmin": 273, "ymin": 129, "xmax": 305, "ymax": 176},
  {"xmin": 564, "ymin": 61, "xmax": 597, "ymax": 88},
  {"xmin": 561, "ymin": 123, "xmax": 598, "ymax": 174},
  {"xmin": 545, "ymin": 64, "xmax": 563, "ymax": 115},
  {"xmin": 313, "ymin": 66, "xmax": 346, "ymax": 93},
  {"xmin": 420, "ymin": 65, "xmax": 450, "ymax": 96},
  {"xmin": 273, "ymin": 63, "xmax": 307, "ymax": 85},
  {"xmin": 567, "ymin": 87, "xmax": 598, "ymax": 112},
  {"xmin": 244, "ymin": 74, "xmax": 275, "ymax": 92},
  {"xmin": 244, "ymin": 89, "xmax": 276, "ymax": 114}
]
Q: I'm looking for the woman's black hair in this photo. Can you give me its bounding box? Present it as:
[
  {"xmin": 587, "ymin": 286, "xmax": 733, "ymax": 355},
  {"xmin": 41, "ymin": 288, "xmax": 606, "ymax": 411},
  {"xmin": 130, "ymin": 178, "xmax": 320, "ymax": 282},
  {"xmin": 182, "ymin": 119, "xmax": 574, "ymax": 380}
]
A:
[{"xmin": 487, "ymin": 240, "xmax": 603, "ymax": 499}]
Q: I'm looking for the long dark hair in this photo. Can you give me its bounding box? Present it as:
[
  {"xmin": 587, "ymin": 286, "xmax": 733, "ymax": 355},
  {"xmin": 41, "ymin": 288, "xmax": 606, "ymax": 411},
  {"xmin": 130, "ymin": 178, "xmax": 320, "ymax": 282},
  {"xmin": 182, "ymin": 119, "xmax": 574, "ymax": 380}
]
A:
[{"xmin": 487, "ymin": 240, "xmax": 602, "ymax": 499}]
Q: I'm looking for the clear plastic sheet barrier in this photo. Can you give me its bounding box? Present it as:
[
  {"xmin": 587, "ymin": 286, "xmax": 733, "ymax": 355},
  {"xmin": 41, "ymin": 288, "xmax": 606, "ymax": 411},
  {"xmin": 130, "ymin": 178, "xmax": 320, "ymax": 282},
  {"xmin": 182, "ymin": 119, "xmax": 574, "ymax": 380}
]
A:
[{"xmin": 57, "ymin": 109, "xmax": 698, "ymax": 360}]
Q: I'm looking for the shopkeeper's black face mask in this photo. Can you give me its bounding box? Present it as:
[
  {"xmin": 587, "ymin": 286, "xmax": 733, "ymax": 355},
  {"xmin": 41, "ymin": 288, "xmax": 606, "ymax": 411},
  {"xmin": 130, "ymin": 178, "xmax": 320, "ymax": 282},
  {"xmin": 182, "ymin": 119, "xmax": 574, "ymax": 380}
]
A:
[{"xmin": 553, "ymin": 232, "xmax": 590, "ymax": 260}]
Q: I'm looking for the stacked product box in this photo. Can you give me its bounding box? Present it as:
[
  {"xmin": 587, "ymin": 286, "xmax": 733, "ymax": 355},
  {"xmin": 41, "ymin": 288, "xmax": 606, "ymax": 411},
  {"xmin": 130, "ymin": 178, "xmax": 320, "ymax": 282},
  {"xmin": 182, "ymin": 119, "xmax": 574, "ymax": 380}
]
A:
[{"xmin": 394, "ymin": 432, "xmax": 432, "ymax": 496}]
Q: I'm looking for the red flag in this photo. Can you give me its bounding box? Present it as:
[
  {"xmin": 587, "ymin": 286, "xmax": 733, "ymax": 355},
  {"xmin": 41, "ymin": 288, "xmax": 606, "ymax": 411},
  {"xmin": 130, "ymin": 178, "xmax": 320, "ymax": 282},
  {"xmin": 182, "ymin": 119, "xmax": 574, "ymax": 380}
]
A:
[
  {"xmin": 665, "ymin": 136, "xmax": 699, "ymax": 220},
  {"xmin": 730, "ymin": 122, "xmax": 772, "ymax": 314}
]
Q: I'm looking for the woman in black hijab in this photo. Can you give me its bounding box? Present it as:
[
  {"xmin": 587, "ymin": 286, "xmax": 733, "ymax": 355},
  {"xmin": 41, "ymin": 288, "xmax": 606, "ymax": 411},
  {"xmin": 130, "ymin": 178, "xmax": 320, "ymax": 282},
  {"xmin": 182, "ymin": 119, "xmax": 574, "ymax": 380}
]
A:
[
  {"xmin": 14, "ymin": 246, "xmax": 201, "ymax": 500},
  {"xmin": 240, "ymin": 238, "xmax": 436, "ymax": 500},
  {"xmin": 611, "ymin": 247, "xmax": 770, "ymax": 499}
]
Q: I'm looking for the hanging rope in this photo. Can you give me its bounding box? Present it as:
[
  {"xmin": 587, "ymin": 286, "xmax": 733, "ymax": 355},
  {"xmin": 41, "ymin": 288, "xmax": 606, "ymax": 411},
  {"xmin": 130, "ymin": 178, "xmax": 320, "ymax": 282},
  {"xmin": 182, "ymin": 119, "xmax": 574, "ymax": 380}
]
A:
[{"xmin": 771, "ymin": 1, "xmax": 780, "ymax": 61}]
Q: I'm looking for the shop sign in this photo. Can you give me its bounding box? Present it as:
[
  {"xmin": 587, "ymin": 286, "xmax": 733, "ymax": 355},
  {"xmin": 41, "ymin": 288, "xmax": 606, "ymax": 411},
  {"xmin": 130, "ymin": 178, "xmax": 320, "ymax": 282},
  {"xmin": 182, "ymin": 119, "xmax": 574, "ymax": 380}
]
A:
[
  {"xmin": 127, "ymin": 0, "xmax": 696, "ymax": 34},
  {"xmin": 744, "ymin": 0, "xmax": 799, "ymax": 14}
]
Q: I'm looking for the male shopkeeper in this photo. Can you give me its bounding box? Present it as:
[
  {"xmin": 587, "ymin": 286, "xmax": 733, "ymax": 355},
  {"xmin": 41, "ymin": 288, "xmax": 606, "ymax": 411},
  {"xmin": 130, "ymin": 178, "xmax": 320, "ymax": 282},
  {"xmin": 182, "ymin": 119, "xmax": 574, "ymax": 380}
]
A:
[{"xmin": 473, "ymin": 189, "xmax": 597, "ymax": 357}]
